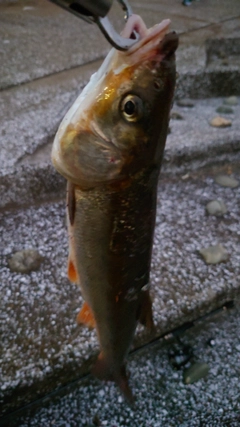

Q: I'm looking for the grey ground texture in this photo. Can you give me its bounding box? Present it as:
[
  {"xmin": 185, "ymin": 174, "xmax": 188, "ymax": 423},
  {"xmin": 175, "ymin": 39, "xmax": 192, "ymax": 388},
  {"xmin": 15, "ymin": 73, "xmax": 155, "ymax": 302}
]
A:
[
  {"xmin": 0, "ymin": 0, "xmax": 240, "ymax": 424},
  {"xmin": 3, "ymin": 301, "xmax": 240, "ymax": 427}
]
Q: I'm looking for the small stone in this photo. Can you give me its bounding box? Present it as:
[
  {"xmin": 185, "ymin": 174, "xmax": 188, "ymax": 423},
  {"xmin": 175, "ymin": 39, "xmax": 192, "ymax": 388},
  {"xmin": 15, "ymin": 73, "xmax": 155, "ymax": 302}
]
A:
[
  {"xmin": 214, "ymin": 175, "xmax": 239, "ymax": 188},
  {"xmin": 183, "ymin": 362, "xmax": 209, "ymax": 384},
  {"xmin": 224, "ymin": 96, "xmax": 238, "ymax": 106},
  {"xmin": 177, "ymin": 98, "xmax": 194, "ymax": 108},
  {"xmin": 216, "ymin": 105, "xmax": 233, "ymax": 114},
  {"xmin": 170, "ymin": 111, "xmax": 184, "ymax": 120},
  {"xmin": 221, "ymin": 59, "xmax": 229, "ymax": 66},
  {"xmin": 8, "ymin": 249, "xmax": 43, "ymax": 273},
  {"xmin": 207, "ymin": 338, "xmax": 216, "ymax": 347},
  {"xmin": 210, "ymin": 116, "xmax": 232, "ymax": 128},
  {"xmin": 206, "ymin": 200, "xmax": 227, "ymax": 216},
  {"xmin": 199, "ymin": 244, "xmax": 229, "ymax": 264}
]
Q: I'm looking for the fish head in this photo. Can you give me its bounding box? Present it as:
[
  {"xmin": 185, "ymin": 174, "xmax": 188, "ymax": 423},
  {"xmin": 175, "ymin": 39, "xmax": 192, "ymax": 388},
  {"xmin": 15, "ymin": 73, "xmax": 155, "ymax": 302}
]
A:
[{"xmin": 52, "ymin": 15, "xmax": 178, "ymax": 188}]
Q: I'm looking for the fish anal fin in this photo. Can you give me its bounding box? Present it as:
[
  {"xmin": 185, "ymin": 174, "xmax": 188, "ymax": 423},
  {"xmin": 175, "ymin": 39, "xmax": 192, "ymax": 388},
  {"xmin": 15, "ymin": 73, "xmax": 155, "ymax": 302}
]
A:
[
  {"xmin": 137, "ymin": 289, "xmax": 155, "ymax": 331},
  {"xmin": 92, "ymin": 353, "xmax": 134, "ymax": 403},
  {"xmin": 76, "ymin": 301, "xmax": 96, "ymax": 329},
  {"xmin": 68, "ymin": 258, "xmax": 78, "ymax": 283}
]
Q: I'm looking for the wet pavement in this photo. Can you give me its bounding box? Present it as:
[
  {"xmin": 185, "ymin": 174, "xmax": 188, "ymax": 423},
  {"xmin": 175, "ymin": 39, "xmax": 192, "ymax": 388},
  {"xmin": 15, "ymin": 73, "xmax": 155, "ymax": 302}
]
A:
[{"xmin": 1, "ymin": 0, "xmax": 240, "ymax": 423}]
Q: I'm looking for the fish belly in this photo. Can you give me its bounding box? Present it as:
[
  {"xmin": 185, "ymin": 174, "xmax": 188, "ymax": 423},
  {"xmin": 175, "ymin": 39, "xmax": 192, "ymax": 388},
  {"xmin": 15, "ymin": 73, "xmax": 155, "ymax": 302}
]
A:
[{"xmin": 71, "ymin": 168, "xmax": 158, "ymax": 368}]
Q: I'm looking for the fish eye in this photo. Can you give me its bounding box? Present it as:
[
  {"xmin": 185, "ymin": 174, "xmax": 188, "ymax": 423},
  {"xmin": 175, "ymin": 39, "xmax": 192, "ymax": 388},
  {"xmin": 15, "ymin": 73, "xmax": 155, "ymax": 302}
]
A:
[{"xmin": 120, "ymin": 95, "xmax": 143, "ymax": 122}]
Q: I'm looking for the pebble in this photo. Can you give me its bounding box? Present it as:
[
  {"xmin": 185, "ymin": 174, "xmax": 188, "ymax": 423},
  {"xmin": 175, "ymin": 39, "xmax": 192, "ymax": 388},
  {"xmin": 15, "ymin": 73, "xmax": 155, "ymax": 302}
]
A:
[
  {"xmin": 199, "ymin": 244, "xmax": 229, "ymax": 264},
  {"xmin": 216, "ymin": 105, "xmax": 233, "ymax": 114},
  {"xmin": 214, "ymin": 174, "xmax": 239, "ymax": 188},
  {"xmin": 183, "ymin": 362, "xmax": 209, "ymax": 384},
  {"xmin": 209, "ymin": 116, "xmax": 232, "ymax": 128},
  {"xmin": 221, "ymin": 58, "xmax": 229, "ymax": 66},
  {"xmin": 224, "ymin": 96, "xmax": 238, "ymax": 106},
  {"xmin": 207, "ymin": 338, "xmax": 216, "ymax": 347},
  {"xmin": 170, "ymin": 111, "xmax": 184, "ymax": 120},
  {"xmin": 206, "ymin": 200, "xmax": 227, "ymax": 216},
  {"xmin": 8, "ymin": 249, "xmax": 43, "ymax": 273},
  {"xmin": 176, "ymin": 98, "xmax": 194, "ymax": 108}
]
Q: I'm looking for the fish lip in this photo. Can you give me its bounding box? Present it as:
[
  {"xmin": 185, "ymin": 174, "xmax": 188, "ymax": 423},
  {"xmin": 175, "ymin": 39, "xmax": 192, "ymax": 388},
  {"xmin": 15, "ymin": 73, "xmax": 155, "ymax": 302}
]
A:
[{"xmin": 113, "ymin": 16, "xmax": 174, "ymax": 67}]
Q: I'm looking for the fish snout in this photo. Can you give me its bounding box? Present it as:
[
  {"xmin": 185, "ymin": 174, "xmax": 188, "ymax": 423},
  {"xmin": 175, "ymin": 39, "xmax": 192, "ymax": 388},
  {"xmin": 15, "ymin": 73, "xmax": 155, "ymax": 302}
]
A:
[{"xmin": 158, "ymin": 31, "xmax": 179, "ymax": 58}]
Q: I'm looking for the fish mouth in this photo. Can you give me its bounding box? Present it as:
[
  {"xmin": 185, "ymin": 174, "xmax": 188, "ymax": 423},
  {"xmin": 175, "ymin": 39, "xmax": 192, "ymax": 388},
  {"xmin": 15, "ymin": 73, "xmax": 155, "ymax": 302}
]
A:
[{"xmin": 119, "ymin": 15, "xmax": 177, "ymax": 65}]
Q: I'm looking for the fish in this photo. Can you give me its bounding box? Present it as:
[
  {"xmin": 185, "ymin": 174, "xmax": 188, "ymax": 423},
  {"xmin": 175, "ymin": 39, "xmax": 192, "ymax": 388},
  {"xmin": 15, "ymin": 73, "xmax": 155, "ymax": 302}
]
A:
[{"xmin": 52, "ymin": 14, "xmax": 178, "ymax": 400}]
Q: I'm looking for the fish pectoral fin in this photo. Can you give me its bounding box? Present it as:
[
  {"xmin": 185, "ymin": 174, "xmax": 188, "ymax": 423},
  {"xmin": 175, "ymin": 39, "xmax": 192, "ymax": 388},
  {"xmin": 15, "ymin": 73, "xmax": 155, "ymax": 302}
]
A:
[
  {"xmin": 137, "ymin": 290, "xmax": 155, "ymax": 331},
  {"xmin": 67, "ymin": 258, "xmax": 78, "ymax": 283},
  {"xmin": 92, "ymin": 354, "xmax": 134, "ymax": 403},
  {"xmin": 76, "ymin": 301, "xmax": 96, "ymax": 329}
]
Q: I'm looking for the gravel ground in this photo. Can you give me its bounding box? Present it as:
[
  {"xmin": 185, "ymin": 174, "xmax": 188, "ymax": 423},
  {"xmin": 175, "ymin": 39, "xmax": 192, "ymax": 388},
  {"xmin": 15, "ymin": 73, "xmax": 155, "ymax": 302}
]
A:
[
  {"xmin": 1, "ymin": 161, "xmax": 240, "ymax": 415},
  {"xmin": 2, "ymin": 300, "xmax": 240, "ymax": 427}
]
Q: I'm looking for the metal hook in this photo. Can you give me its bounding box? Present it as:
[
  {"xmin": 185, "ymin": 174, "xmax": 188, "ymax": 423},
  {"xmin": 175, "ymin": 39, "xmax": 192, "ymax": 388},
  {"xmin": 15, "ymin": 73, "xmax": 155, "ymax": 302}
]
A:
[
  {"xmin": 95, "ymin": 0, "xmax": 139, "ymax": 51},
  {"xmin": 49, "ymin": 0, "xmax": 139, "ymax": 50}
]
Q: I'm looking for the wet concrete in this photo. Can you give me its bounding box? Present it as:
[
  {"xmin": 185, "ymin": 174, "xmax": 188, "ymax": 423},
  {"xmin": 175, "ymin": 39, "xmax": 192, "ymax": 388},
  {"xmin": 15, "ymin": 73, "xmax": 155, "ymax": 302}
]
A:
[
  {"xmin": 2, "ymin": 0, "xmax": 239, "ymax": 89},
  {"xmin": 0, "ymin": 0, "xmax": 108, "ymax": 90}
]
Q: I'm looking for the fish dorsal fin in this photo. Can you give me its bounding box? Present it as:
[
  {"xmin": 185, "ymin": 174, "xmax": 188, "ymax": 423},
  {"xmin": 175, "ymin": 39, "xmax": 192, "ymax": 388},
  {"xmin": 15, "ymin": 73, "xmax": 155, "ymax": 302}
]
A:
[{"xmin": 67, "ymin": 181, "xmax": 76, "ymax": 226}]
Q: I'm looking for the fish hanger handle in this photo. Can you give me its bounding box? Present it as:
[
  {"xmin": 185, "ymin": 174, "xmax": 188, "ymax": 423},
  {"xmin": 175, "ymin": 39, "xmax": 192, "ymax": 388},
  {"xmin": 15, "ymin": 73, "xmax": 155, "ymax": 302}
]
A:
[{"xmin": 49, "ymin": 0, "xmax": 138, "ymax": 51}]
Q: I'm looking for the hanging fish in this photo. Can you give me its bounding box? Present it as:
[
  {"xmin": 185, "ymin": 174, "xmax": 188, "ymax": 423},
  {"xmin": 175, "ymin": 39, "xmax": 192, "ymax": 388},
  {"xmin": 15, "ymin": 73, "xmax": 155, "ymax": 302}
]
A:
[{"xmin": 52, "ymin": 14, "xmax": 178, "ymax": 400}]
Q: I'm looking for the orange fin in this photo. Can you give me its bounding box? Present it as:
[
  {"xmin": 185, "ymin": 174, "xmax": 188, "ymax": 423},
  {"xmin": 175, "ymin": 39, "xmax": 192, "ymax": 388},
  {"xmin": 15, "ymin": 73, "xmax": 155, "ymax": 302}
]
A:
[
  {"xmin": 137, "ymin": 289, "xmax": 155, "ymax": 331},
  {"xmin": 92, "ymin": 353, "xmax": 134, "ymax": 403},
  {"xmin": 68, "ymin": 259, "xmax": 78, "ymax": 283},
  {"xmin": 76, "ymin": 301, "xmax": 96, "ymax": 329}
]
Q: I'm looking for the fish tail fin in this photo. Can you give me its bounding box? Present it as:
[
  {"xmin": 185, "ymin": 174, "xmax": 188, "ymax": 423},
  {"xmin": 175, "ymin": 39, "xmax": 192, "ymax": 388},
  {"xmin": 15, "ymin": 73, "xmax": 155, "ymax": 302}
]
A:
[
  {"xmin": 115, "ymin": 366, "xmax": 134, "ymax": 403},
  {"xmin": 137, "ymin": 289, "xmax": 155, "ymax": 331},
  {"xmin": 92, "ymin": 353, "xmax": 134, "ymax": 403}
]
